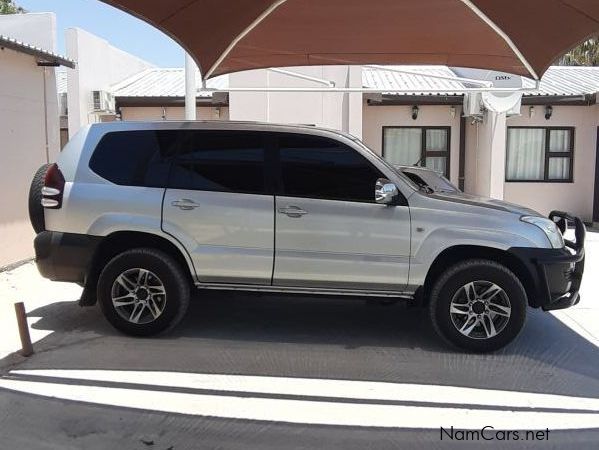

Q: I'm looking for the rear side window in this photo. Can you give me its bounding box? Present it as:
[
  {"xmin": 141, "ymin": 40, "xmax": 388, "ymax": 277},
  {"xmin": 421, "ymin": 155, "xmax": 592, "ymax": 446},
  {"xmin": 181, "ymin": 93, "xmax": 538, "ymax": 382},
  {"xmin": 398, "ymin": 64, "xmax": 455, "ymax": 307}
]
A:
[
  {"xmin": 89, "ymin": 130, "xmax": 177, "ymax": 187},
  {"xmin": 278, "ymin": 134, "xmax": 382, "ymax": 202},
  {"xmin": 169, "ymin": 131, "xmax": 266, "ymax": 194}
]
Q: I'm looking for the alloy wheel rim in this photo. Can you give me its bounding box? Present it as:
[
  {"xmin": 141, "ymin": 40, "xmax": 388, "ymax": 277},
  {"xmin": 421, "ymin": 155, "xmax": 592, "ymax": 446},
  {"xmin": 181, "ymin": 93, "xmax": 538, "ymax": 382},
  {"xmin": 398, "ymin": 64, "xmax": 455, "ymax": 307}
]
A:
[
  {"xmin": 111, "ymin": 268, "xmax": 167, "ymax": 324},
  {"xmin": 449, "ymin": 280, "xmax": 511, "ymax": 340}
]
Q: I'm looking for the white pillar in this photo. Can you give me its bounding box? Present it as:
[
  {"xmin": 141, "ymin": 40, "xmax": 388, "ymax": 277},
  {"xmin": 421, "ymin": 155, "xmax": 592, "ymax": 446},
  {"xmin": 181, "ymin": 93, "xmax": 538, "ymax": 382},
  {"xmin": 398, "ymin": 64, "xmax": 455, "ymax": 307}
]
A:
[
  {"xmin": 184, "ymin": 53, "xmax": 197, "ymax": 120},
  {"xmin": 347, "ymin": 66, "xmax": 363, "ymax": 139},
  {"xmin": 471, "ymin": 111, "xmax": 507, "ymax": 199}
]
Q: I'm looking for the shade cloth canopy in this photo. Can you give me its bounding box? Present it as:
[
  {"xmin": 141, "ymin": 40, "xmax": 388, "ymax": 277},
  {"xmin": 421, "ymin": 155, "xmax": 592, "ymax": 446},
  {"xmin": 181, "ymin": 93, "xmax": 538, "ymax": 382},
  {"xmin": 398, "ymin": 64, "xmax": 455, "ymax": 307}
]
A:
[{"xmin": 101, "ymin": 0, "xmax": 599, "ymax": 81}]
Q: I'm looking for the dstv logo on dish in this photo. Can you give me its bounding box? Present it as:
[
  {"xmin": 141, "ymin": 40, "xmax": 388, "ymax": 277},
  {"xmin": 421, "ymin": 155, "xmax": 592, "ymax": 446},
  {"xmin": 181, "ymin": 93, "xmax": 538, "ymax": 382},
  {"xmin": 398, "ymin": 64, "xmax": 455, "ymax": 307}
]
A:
[{"xmin": 495, "ymin": 75, "xmax": 512, "ymax": 81}]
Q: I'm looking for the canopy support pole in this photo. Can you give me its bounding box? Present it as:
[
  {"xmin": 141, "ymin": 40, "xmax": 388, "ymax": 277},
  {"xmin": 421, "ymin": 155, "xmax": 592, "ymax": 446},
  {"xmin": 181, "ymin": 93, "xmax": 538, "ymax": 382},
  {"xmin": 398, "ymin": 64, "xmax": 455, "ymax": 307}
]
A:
[
  {"xmin": 459, "ymin": 0, "xmax": 539, "ymax": 80},
  {"xmin": 185, "ymin": 52, "xmax": 197, "ymax": 120},
  {"xmin": 204, "ymin": 0, "xmax": 290, "ymax": 80}
]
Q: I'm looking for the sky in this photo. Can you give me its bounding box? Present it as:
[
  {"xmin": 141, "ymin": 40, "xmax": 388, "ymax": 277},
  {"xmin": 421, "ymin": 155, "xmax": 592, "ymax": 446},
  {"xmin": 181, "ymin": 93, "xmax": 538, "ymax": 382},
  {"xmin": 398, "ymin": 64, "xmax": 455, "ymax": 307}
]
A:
[{"xmin": 18, "ymin": 0, "xmax": 184, "ymax": 67}]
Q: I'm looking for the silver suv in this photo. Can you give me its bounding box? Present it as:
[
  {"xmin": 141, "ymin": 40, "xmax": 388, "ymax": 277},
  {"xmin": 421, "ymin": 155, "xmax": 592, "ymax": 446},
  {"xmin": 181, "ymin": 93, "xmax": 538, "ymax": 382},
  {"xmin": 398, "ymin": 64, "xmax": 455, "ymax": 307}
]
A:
[{"xmin": 29, "ymin": 121, "xmax": 586, "ymax": 352}]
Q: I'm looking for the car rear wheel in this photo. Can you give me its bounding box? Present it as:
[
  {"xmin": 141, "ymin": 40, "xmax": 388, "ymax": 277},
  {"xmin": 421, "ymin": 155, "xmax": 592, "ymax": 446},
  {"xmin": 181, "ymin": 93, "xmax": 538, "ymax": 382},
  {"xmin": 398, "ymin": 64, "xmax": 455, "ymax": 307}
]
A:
[
  {"xmin": 97, "ymin": 248, "xmax": 190, "ymax": 336},
  {"xmin": 428, "ymin": 259, "xmax": 527, "ymax": 352}
]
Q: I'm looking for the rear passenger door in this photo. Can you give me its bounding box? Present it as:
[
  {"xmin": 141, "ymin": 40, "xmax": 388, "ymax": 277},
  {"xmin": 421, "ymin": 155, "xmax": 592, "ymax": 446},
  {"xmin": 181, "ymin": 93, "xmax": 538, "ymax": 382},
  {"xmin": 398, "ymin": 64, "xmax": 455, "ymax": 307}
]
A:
[
  {"xmin": 273, "ymin": 134, "xmax": 411, "ymax": 291},
  {"xmin": 162, "ymin": 130, "xmax": 274, "ymax": 285}
]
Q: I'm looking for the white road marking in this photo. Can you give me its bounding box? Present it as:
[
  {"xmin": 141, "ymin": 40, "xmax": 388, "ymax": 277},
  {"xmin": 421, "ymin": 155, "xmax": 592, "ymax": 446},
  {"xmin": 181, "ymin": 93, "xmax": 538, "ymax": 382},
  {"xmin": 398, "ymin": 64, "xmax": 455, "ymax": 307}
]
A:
[
  {"xmin": 11, "ymin": 369, "xmax": 599, "ymax": 412},
  {"xmin": 1, "ymin": 372, "xmax": 598, "ymax": 429}
]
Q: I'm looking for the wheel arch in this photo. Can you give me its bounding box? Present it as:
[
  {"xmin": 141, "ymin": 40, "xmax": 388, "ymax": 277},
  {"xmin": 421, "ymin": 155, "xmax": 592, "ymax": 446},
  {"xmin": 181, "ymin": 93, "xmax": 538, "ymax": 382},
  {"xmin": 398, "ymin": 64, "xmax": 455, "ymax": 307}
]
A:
[
  {"xmin": 81, "ymin": 231, "xmax": 195, "ymax": 305},
  {"xmin": 418, "ymin": 245, "xmax": 537, "ymax": 308}
]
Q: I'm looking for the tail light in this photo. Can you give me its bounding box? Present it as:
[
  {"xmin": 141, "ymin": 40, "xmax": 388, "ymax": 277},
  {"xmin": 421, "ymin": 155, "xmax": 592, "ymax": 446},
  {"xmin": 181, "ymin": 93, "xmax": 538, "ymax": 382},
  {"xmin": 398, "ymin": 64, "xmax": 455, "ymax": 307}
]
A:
[{"xmin": 41, "ymin": 163, "xmax": 65, "ymax": 209}]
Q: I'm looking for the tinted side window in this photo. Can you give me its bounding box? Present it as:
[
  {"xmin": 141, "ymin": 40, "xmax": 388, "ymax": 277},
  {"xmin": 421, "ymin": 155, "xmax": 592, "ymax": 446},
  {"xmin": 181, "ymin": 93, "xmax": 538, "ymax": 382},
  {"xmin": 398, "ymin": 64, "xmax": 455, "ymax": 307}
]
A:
[
  {"xmin": 89, "ymin": 130, "xmax": 177, "ymax": 187},
  {"xmin": 278, "ymin": 135, "xmax": 382, "ymax": 202},
  {"xmin": 169, "ymin": 131, "xmax": 266, "ymax": 194}
]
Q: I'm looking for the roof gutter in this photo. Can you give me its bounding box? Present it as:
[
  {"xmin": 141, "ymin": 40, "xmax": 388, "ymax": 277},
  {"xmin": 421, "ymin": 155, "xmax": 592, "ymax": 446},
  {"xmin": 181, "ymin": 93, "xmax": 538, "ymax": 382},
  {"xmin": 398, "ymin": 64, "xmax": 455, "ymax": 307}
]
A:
[{"xmin": 0, "ymin": 35, "xmax": 75, "ymax": 69}]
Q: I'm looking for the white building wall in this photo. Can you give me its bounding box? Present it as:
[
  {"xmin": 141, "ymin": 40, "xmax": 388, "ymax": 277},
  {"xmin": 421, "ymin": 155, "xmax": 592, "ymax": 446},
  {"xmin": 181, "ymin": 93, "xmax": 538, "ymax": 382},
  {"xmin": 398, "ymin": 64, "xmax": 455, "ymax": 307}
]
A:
[
  {"xmin": 0, "ymin": 12, "xmax": 56, "ymax": 50},
  {"xmin": 228, "ymin": 66, "xmax": 362, "ymax": 135},
  {"xmin": 66, "ymin": 28, "xmax": 154, "ymax": 136},
  {"xmin": 0, "ymin": 14, "xmax": 60, "ymax": 267},
  {"xmin": 362, "ymin": 104, "xmax": 462, "ymax": 186}
]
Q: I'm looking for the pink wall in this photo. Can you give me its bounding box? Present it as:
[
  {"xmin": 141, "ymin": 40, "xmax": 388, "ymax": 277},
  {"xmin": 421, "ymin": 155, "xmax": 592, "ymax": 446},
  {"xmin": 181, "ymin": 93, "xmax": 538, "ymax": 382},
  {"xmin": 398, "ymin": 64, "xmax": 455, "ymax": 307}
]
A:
[
  {"xmin": 120, "ymin": 106, "xmax": 229, "ymax": 121},
  {"xmin": 362, "ymin": 103, "xmax": 462, "ymax": 185},
  {"xmin": 503, "ymin": 105, "xmax": 598, "ymax": 220}
]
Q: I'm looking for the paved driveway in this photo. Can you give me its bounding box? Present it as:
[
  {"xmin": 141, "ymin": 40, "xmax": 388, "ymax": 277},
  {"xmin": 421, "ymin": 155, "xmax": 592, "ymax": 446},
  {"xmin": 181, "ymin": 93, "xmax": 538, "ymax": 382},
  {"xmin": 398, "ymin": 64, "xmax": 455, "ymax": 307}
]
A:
[{"xmin": 0, "ymin": 232, "xmax": 598, "ymax": 449}]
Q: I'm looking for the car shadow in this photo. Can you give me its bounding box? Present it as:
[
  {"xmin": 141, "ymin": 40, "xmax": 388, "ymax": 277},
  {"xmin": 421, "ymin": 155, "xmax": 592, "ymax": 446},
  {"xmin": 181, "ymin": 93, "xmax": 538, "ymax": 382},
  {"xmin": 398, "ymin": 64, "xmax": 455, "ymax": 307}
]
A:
[{"xmin": 3, "ymin": 290, "xmax": 599, "ymax": 399}]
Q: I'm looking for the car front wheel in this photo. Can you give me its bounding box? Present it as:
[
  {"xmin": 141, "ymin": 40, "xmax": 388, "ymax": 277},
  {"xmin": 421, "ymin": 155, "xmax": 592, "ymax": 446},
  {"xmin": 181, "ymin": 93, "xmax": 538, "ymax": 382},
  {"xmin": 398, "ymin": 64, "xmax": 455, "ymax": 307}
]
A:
[{"xmin": 429, "ymin": 259, "xmax": 527, "ymax": 352}]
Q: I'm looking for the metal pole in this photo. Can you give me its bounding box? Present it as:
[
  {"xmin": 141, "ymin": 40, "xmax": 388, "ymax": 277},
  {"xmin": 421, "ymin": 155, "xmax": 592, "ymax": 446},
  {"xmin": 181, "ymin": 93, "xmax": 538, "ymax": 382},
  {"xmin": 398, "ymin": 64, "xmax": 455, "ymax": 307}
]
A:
[
  {"xmin": 14, "ymin": 302, "xmax": 33, "ymax": 357},
  {"xmin": 199, "ymin": 86, "xmax": 537, "ymax": 94},
  {"xmin": 184, "ymin": 53, "xmax": 197, "ymax": 120},
  {"xmin": 268, "ymin": 67, "xmax": 335, "ymax": 86}
]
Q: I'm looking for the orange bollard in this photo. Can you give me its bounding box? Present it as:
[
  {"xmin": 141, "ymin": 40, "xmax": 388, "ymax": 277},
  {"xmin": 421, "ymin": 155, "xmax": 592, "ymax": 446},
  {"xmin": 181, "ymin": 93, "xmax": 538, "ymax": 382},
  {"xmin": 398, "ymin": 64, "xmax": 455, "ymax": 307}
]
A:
[{"xmin": 14, "ymin": 302, "xmax": 33, "ymax": 357}]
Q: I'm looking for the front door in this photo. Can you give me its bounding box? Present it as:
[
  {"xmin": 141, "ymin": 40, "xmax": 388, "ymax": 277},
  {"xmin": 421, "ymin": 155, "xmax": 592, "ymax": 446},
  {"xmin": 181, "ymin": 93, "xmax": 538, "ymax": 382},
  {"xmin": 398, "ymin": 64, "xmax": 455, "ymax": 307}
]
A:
[
  {"xmin": 272, "ymin": 134, "xmax": 411, "ymax": 291},
  {"xmin": 162, "ymin": 130, "xmax": 274, "ymax": 284}
]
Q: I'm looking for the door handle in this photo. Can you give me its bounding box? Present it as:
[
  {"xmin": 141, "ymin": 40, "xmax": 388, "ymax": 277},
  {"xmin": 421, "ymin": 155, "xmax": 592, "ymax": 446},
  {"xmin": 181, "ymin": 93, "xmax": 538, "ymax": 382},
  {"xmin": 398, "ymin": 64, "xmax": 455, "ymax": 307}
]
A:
[
  {"xmin": 171, "ymin": 199, "xmax": 200, "ymax": 210},
  {"xmin": 278, "ymin": 205, "xmax": 308, "ymax": 218}
]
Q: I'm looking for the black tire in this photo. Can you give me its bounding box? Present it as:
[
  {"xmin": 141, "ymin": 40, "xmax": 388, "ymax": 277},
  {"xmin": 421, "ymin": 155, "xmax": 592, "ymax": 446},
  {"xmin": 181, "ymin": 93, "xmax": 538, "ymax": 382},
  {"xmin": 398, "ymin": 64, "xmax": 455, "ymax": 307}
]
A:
[
  {"xmin": 97, "ymin": 248, "xmax": 190, "ymax": 336},
  {"xmin": 429, "ymin": 259, "xmax": 527, "ymax": 352},
  {"xmin": 29, "ymin": 163, "xmax": 51, "ymax": 234}
]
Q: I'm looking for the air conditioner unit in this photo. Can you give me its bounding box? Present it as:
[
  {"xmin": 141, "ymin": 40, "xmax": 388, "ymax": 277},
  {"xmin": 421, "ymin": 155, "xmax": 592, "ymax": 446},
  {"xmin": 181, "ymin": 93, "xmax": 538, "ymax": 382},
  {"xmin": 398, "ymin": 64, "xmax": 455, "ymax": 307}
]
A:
[
  {"xmin": 90, "ymin": 90, "xmax": 115, "ymax": 113},
  {"xmin": 463, "ymin": 92, "xmax": 483, "ymax": 117},
  {"xmin": 58, "ymin": 92, "xmax": 68, "ymax": 116}
]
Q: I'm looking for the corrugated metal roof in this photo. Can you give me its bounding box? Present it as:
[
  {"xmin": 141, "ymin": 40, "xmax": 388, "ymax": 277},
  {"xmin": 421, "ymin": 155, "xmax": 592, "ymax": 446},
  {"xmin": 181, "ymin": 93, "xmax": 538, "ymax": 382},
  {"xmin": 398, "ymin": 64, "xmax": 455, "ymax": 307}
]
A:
[
  {"xmin": 362, "ymin": 65, "xmax": 467, "ymax": 96},
  {"xmin": 111, "ymin": 68, "xmax": 228, "ymax": 98},
  {"xmin": 363, "ymin": 65, "xmax": 599, "ymax": 97},
  {"xmin": 56, "ymin": 70, "xmax": 67, "ymax": 94},
  {"xmin": 522, "ymin": 66, "xmax": 599, "ymax": 96},
  {"xmin": 0, "ymin": 35, "xmax": 75, "ymax": 68},
  {"xmin": 109, "ymin": 65, "xmax": 599, "ymax": 99}
]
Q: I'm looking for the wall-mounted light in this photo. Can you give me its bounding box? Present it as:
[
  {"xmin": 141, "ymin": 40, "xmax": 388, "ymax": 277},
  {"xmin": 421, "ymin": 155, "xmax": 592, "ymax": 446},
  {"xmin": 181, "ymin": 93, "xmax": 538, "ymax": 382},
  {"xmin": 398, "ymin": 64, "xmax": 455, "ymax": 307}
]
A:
[
  {"xmin": 545, "ymin": 105, "xmax": 553, "ymax": 120},
  {"xmin": 449, "ymin": 106, "xmax": 456, "ymax": 119},
  {"xmin": 411, "ymin": 105, "xmax": 419, "ymax": 120},
  {"xmin": 529, "ymin": 106, "xmax": 535, "ymax": 118}
]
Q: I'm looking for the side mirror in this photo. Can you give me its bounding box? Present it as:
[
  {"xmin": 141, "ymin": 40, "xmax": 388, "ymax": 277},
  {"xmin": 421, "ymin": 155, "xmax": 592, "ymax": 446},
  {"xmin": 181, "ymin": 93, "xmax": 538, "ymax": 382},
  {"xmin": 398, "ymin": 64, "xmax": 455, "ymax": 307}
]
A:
[{"xmin": 375, "ymin": 178, "xmax": 399, "ymax": 205}]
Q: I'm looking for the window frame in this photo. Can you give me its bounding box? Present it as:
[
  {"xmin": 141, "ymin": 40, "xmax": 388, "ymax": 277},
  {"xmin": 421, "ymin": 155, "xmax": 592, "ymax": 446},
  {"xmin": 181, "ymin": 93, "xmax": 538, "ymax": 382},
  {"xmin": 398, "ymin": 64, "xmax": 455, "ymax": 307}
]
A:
[
  {"xmin": 273, "ymin": 132, "xmax": 393, "ymax": 204},
  {"xmin": 381, "ymin": 126, "xmax": 451, "ymax": 177},
  {"xmin": 166, "ymin": 130, "xmax": 274, "ymax": 196},
  {"xmin": 505, "ymin": 126, "xmax": 575, "ymax": 183},
  {"xmin": 89, "ymin": 130, "xmax": 177, "ymax": 188}
]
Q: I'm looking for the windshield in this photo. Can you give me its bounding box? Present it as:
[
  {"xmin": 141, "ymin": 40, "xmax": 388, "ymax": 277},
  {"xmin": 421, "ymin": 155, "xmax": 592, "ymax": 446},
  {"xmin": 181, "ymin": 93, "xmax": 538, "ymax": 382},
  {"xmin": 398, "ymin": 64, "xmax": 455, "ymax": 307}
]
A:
[
  {"xmin": 396, "ymin": 167, "xmax": 460, "ymax": 193},
  {"xmin": 350, "ymin": 138, "xmax": 419, "ymax": 184},
  {"xmin": 349, "ymin": 137, "xmax": 459, "ymax": 193}
]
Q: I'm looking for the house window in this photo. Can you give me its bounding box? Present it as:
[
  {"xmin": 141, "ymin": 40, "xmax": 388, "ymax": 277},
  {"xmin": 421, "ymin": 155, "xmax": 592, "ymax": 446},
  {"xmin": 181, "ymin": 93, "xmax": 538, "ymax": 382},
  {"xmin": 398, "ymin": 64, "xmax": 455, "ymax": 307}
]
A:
[
  {"xmin": 506, "ymin": 127, "xmax": 574, "ymax": 182},
  {"xmin": 382, "ymin": 127, "xmax": 450, "ymax": 176}
]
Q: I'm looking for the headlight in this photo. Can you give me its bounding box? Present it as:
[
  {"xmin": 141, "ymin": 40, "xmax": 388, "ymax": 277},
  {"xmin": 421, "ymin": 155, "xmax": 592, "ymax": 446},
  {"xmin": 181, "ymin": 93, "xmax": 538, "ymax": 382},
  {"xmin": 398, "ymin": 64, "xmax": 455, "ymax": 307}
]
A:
[{"xmin": 521, "ymin": 216, "xmax": 564, "ymax": 248}]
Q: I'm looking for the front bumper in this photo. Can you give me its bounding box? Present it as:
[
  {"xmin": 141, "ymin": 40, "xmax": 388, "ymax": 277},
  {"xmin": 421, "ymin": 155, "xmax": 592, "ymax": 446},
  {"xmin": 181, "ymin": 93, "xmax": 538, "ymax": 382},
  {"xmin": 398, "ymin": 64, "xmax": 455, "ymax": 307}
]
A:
[{"xmin": 509, "ymin": 211, "xmax": 585, "ymax": 311}]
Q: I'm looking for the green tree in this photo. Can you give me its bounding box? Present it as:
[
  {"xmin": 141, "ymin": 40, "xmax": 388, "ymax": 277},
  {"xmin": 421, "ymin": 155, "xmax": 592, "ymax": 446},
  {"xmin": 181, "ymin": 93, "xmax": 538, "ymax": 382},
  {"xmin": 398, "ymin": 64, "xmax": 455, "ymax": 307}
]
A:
[
  {"xmin": 0, "ymin": 0, "xmax": 25, "ymax": 14},
  {"xmin": 560, "ymin": 38, "xmax": 599, "ymax": 66}
]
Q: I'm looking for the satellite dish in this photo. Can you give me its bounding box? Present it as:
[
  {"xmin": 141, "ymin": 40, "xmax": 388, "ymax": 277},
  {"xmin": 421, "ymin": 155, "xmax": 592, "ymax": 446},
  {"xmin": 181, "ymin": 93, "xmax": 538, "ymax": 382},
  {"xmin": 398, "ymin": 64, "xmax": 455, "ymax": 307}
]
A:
[
  {"xmin": 479, "ymin": 70, "xmax": 522, "ymax": 113},
  {"xmin": 452, "ymin": 68, "xmax": 523, "ymax": 115}
]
